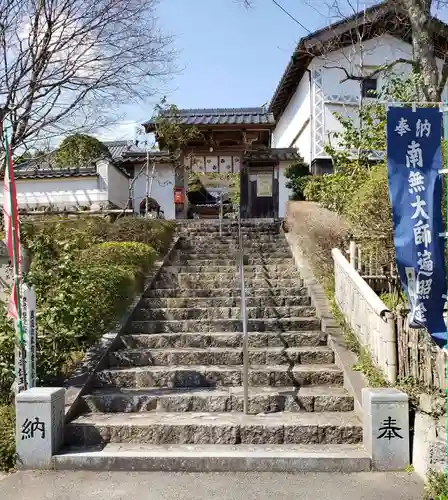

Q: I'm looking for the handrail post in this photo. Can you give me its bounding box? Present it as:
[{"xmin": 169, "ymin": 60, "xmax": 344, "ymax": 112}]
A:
[
  {"xmin": 237, "ymin": 207, "xmax": 249, "ymax": 414},
  {"xmin": 219, "ymin": 194, "xmax": 223, "ymax": 237}
]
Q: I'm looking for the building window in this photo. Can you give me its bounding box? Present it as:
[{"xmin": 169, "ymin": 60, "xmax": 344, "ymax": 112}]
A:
[{"xmin": 361, "ymin": 78, "xmax": 378, "ymax": 98}]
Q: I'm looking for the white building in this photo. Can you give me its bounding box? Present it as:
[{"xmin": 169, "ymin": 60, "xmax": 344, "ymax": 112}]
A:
[
  {"xmin": 1, "ymin": 141, "xmax": 178, "ymax": 219},
  {"xmin": 270, "ymin": 2, "xmax": 448, "ymax": 174}
]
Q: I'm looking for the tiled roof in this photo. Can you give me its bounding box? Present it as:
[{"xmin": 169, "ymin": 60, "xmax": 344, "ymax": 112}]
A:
[
  {"xmin": 103, "ymin": 140, "xmax": 145, "ymax": 159},
  {"xmin": 269, "ymin": 2, "xmax": 448, "ymax": 119},
  {"xmin": 244, "ymin": 148, "xmax": 302, "ymax": 163},
  {"xmin": 12, "ymin": 166, "xmax": 98, "ymax": 180},
  {"xmin": 11, "ymin": 140, "xmax": 140, "ymax": 179},
  {"xmin": 119, "ymin": 151, "xmax": 172, "ymax": 165},
  {"xmin": 143, "ymin": 107, "xmax": 275, "ymax": 130}
]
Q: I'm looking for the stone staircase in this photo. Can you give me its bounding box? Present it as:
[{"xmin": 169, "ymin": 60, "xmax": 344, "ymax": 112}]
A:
[{"xmin": 55, "ymin": 220, "xmax": 370, "ymax": 471}]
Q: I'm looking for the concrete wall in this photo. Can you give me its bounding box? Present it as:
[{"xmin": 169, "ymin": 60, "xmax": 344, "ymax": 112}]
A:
[
  {"xmin": 132, "ymin": 163, "xmax": 176, "ymax": 220},
  {"xmin": 412, "ymin": 395, "xmax": 446, "ymax": 480},
  {"xmin": 0, "ymin": 176, "xmax": 108, "ymax": 208}
]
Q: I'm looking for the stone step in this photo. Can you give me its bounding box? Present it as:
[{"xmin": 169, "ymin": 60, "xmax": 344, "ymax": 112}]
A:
[
  {"xmin": 133, "ymin": 306, "xmax": 316, "ymax": 321},
  {"xmin": 171, "ymin": 257, "xmax": 291, "ymax": 266},
  {"xmin": 157, "ymin": 271, "xmax": 300, "ymax": 283},
  {"xmin": 179, "ymin": 223, "xmax": 280, "ymax": 231},
  {"xmin": 184, "ymin": 235, "xmax": 283, "ymax": 242},
  {"xmin": 165, "ymin": 264, "xmax": 297, "ymax": 273},
  {"xmin": 179, "ymin": 245, "xmax": 290, "ymax": 254},
  {"xmin": 144, "ymin": 286, "xmax": 309, "ymax": 299},
  {"xmin": 108, "ymin": 346, "xmax": 334, "ymax": 367},
  {"xmin": 93, "ymin": 364, "xmax": 343, "ymax": 389},
  {"xmin": 128, "ymin": 317, "xmax": 321, "ymax": 334},
  {"xmin": 81, "ymin": 385, "xmax": 353, "ymax": 414},
  {"xmin": 176, "ymin": 252, "xmax": 291, "ymax": 261},
  {"xmin": 178, "ymin": 240, "xmax": 290, "ymax": 249},
  {"xmin": 142, "ymin": 296, "xmax": 311, "ymax": 308},
  {"xmin": 120, "ymin": 330, "xmax": 327, "ymax": 349},
  {"xmin": 153, "ymin": 278, "xmax": 301, "ymax": 290},
  {"xmin": 65, "ymin": 411, "xmax": 362, "ymax": 446},
  {"xmin": 53, "ymin": 443, "xmax": 371, "ymax": 473},
  {"xmin": 179, "ymin": 225, "xmax": 280, "ymax": 233},
  {"xmin": 179, "ymin": 223, "xmax": 280, "ymax": 230}
]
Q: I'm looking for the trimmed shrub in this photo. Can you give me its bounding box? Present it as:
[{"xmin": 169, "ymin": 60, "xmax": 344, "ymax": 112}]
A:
[
  {"xmin": 304, "ymin": 172, "xmax": 367, "ymax": 215},
  {"xmin": 81, "ymin": 242, "xmax": 157, "ymax": 275},
  {"xmin": 0, "ymin": 404, "xmax": 15, "ymax": 471},
  {"xmin": 346, "ymin": 164, "xmax": 392, "ymax": 238},
  {"xmin": 284, "ymin": 160, "xmax": 311, "ymax": 201},
  {"xmin": 110, "ymin": 218, "xmax": 176, "ymax": 253},
  {"xmin": 30, "ymin": 261, "xmax": 136, "ymax": 383},
  {"xmin": 0, "ymin": 214, "xmax": 176, "ymax": 468},
  {"xmin": 303, "ymin": 175, "xmax": 325, "ymax": 203}
]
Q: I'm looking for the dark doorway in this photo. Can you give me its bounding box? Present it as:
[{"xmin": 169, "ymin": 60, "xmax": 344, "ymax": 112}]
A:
[{"xmin": 246, "ymin": 166, "xmax": 277, "ymax": 218}]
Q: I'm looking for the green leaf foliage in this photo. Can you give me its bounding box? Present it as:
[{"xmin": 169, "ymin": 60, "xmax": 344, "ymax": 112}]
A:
[
  {"xmin": 304, "ymin": 72, "xmax": 427, "ymax": 239},
  {"xmin": 0, "ymin": 301, "xmax": 15, "ymax": 401},
  {"xmin": 80, "ymin": 242, "xmax": 157, "ymax": 277},
  {"xmin": 284, "ymin": 159, "xmax": 310, "ymax": 201},
  {"xmin": 346, "ymin": 164, "xmax": 393, "ymax": 239},
  {"xmin": 424, "ymin": 470, "xmax": 448, "ymax": 500},
  {"xmin": 55, "ymin": 133, "xmax": 111, "ymax": 168},
  {"xmin": 110, "ymin": 218, "xmax": 176, "ymax": 254},
  {"xmin": 0, "ymin": 404, "xmax": 15, "ymax": 471},
  {"xmin": 0, "ymin": 215, "xmax": 175, "ymax": 470}
]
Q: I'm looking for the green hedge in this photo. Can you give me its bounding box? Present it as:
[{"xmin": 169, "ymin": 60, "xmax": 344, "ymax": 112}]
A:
[
  {"xmin": 81, "ymin": 242, "xmax": 157, "ymax": 275},
  {"xmin": 0, "ymin": 215, "xmax": 175, "ymax": 470},
  {"xmin": 22, "ymin": 216, "xmax": 176, "ymax": 254},
  {"xmin": 109, "ymin": 218, "xmax": 176, "ymax": 254},
  {"xmin": 32, "ymin": 261, "xmax": 136, "ymax": 383},
  {"xmin": 0, "ymin": 404, "xmax": 15, "ymax": 471},
  {"xmin": 304, "ymin": 172, "xmax": 367, "ymax": 215},
  {"xmin": 284, "ymin": 160, "xmax": 310, "ymax": 201}
]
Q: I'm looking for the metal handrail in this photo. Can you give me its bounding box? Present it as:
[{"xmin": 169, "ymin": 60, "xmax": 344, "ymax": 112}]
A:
[{"xmin": 237, "ymin": 207, "xmax": 249, "ymax": 414}]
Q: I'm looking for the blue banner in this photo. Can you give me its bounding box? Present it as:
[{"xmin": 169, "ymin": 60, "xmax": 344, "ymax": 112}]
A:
[{"xmin": 387, "ymin": 107, "xmax": 446, "ymax": 347}]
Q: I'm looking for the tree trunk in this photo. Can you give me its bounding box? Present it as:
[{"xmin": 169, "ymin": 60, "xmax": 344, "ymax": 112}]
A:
[{"xmin": 400, "ymin": 0, "xmax": 441, "ymax": 101}]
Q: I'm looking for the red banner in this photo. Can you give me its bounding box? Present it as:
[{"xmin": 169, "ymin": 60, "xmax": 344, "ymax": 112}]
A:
[{"xmin": 3, "ymin": 138, "xmax": 21, "ymax": 320}]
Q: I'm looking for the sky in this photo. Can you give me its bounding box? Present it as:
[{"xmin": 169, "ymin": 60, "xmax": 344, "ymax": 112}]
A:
[{"xmin": 96, "ymin": 0, "xmax": 332, "ymax": 142}]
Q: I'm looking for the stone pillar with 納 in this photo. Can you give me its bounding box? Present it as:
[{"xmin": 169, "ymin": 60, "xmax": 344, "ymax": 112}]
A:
[
  {"xmin": 362, "ymin": 387, "xmax": 410, "ymax": 470},
  {"xmin": 16, "ymin": 387, "xmax": 65, "ymax": 469}
]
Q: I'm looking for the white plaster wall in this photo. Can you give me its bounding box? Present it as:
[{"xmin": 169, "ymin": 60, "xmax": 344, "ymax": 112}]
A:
[
  {"xmin": 274, "ymin": 34, "xmax": 448, "ymax": 164},
  {"xmin": 278, "ymin": 161, "xmax": 292, "ymax": 218},
  {"xmin": 272, "ymin": 74, "xmax": 310, "ymax": 148},
  {"xmin": 0, "ymin": 177, "xmax": 108, "ymax": 207},
  {"xmin": 107, "ymin": 164, "xmax": 129, "ymax": 208},
  {"xmin": 133, "ymin": 164, "xmax": 176, "ymax": 220},
  {"xmin": 325, "ymin": 103, "xmax": 359, "ymax": 147},
  {"xmin": 312, "ymin": 35, "xmax": 416, "ymax": 96},
  {"xmin": 293, "ymin": 119, "xmax": 312, "ymax": 166},
  {"xmin": 96, "ymin": 160, "xmax": 129, "ymax": 208}
]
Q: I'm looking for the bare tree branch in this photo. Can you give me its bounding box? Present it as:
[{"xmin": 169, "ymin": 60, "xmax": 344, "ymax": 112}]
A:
[
  {"xmin": 324, "ymin": 58, "xmax": 418, "ymax": 83},
  {"xmin": 0, "ymin": 0, "xmax": 175, "ymax": 154}
]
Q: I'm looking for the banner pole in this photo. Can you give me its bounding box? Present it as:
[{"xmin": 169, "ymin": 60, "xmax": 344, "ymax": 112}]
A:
[
  {"xmin": 3, "ymin": 122, "xmax": 27, "ymax": 391},
  {"xmin": 443, "ymin": 102, "xmax": 448, "ymax": 476}
]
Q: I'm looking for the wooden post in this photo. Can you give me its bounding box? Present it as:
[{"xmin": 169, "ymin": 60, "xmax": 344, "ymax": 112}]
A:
[{"xmin": 349, "ymin": 240, "xmax": 357, "ymax": 268}]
